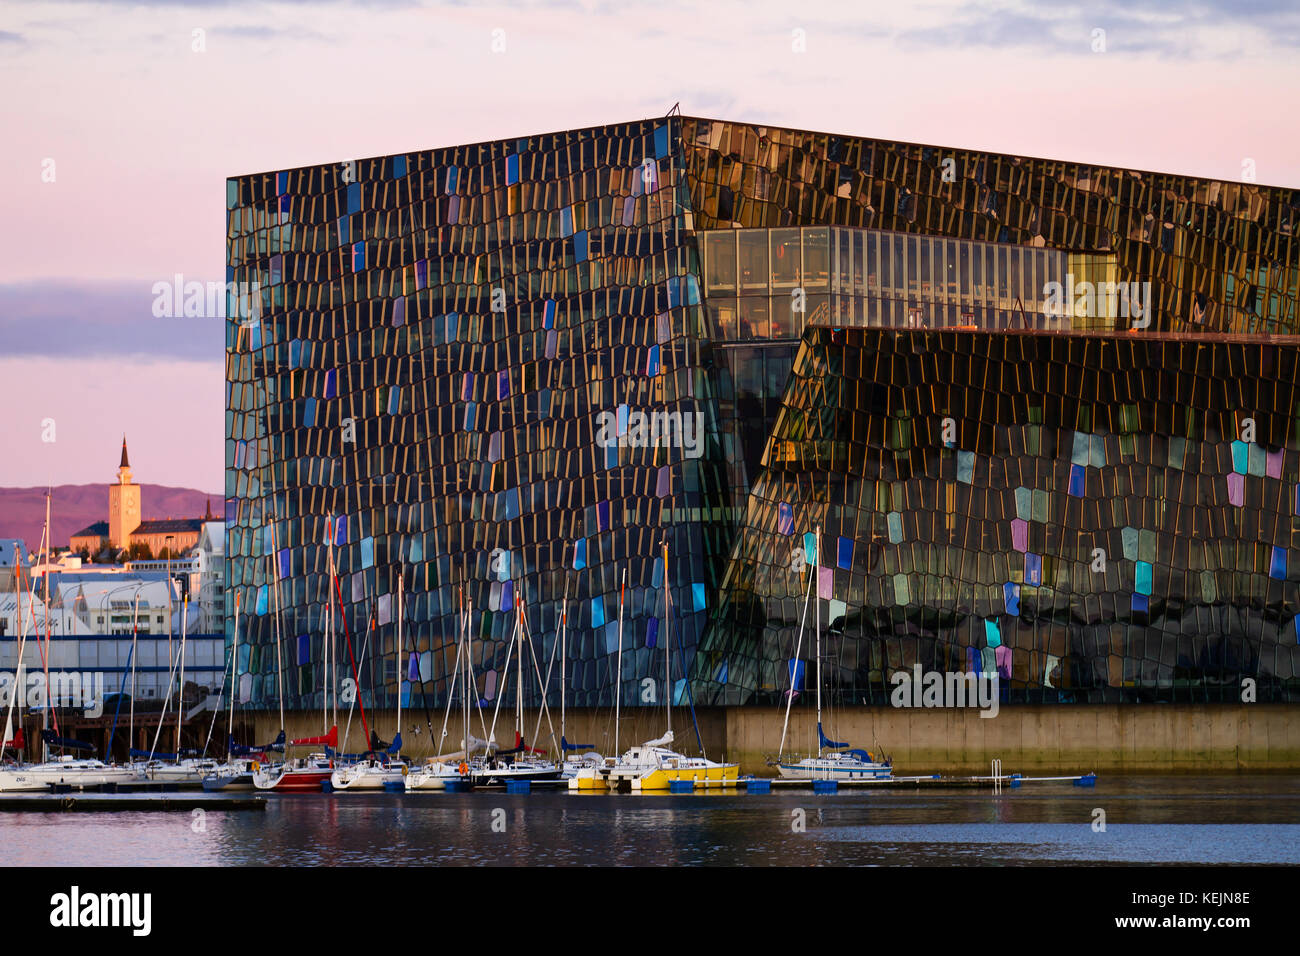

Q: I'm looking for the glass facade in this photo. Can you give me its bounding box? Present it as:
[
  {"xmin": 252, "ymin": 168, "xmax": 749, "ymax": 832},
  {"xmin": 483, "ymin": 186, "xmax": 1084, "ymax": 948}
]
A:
[{"xmin": 226, "ymin": 115, "xmax": 1300, "ymax": 713}]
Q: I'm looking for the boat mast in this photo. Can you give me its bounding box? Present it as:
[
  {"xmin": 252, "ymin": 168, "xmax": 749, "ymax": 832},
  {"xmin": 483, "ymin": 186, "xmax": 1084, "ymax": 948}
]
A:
[
  {"xmin": 229, "ymin": 591, "xmax": 239, "ymax": 762},
  {"xmin": 614, "ymin": 566, "xmax": 625, "ymax": 755},
  {"xmin": 777, "ymin": 532, "xmax": 817, "ymax": 762},
  {"xmin": 324, "ymin": 515, "xmax": 332, "ymax": 734},
  {"xmin": 176, "ymin": 594, "xmax": 188, "ymax": 754},
  {"xmin": 269, "ymin": 520, "xmax": 285, "ymax": 736},
  {"xmin": 2, "ymin": 543, "xmax": 27, "ymax": 762},
  {"xmin": 129, "ymin": 590, "xmax": 139, "ymax": 758},
  {"xmin": 461, "ymin": 583, "xmax": 469, "ymax": 758},
  {"xmin": 815, "ymin": 525, "xmax": 822, "ymax": 759},
  {"xmin": 41, "ymin": 490, "xmax": 51, "ymax": 762},
  {"xmin": 559, "ymin": 586, "xmax": 568, "ymax": 754},
  {"xmin": 662, "ymin": 540, "xmax": 671, "ymax": 740},
  {"xmin": 396, "ymin": 572, "xmax": 403, "ymax": 755},
  {"xmin": 516, "ymin": 586, "xmax": 524, "ymax": 749}
]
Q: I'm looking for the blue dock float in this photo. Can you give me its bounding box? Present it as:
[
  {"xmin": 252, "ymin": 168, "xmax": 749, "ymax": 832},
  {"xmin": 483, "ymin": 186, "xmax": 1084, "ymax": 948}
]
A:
[
  {"xmin": 1073, "ymin": 772, "xmax": 1098, "ymax": 787},
  {"xmin": 669, "ymin": 780, "xmax": 694, "ymax": 794},
  {"xmin": 746, "ymin": 778, "xmax": 772, "ymax": 794},
  {"xmin": 320, "ymin": 780, "xmax": 334, "ymax": 794},
  {"xmin": 443, "ymin": 779, "xmax": 472, "ymax": 793},
  {"xmin": 383, "ymin": 780, "xmax": 405, "ymax": 794},
  {"xmin": 506, "ymin": 780, "xmax": 531, "ymax": 794},
  {"xmin": 812, "ymin": 780, "xmax": 838, "ymax": 794}
]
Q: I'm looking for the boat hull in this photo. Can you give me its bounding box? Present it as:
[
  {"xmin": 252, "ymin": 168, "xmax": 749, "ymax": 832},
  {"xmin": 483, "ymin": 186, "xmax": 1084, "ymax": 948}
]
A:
[
  {"xmin": 330, "ymin": 767, "xmax": 406, "ymax": 790},
  {"xmin": 566, "ymin": 767, "xmax": 608, "ymax": 791},
  {"xmin": 202, "ymin": 772, "xmax": 253, "ymax": 792},
  {"xmin": 777, "ymin": 758, "xmax": 892, "ymax": 781},
  {"xmin": 252, "ymin": 768, "xmax": 332, "ymax": 792},
  {"xmin": 0, "ymin": 762, "xmax": 142, "ymax": 792},
  {"xmin": 631, "ymin": 763, "xmax": 740, "ymax": 791},
  {"xmin": 471, "ymin": 767, "xmax": 562, "ymax": 787}
]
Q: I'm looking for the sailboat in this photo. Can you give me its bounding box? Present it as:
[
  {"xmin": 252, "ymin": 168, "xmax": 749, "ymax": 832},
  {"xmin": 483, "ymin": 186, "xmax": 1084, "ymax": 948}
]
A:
[
  {"xmin": 776, "ymin": 526, "xmax": 891, "ymax": 781},
  {"xmin": 331, "ymin": 575, "xmax": 408, "ymax": 791},
  {"xmin": 253, "ymin": 519, "xmax": 338, "ymax": 792},
  {"xmin": 202, "ymin": 592, "xmax": 263, "ymax": 791},
  {"xmin": 469, "ymin": 585, "xmax": 561, "ymax": 787},
  {"xmin": 599, "ymin": 542, "xmax": 739, "ymax": 791},
  {"xmin": 133, "ymin": 595, "xmax": 219, "ymax": 787},
  {"xmin": 406, "ymin": 583, "xmax": 480, "ymax": 791},
  {"xmin": 565, "ymin": 576, "xmax": 611, "ymax": 791},
  {"xmin": 1, "ymin": 508, "xmax": 144, "ymax": 793}
]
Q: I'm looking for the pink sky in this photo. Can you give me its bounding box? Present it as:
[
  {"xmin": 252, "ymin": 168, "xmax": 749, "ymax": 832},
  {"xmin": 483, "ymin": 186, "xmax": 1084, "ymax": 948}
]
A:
[{"xmin": 2, "ymin": 0, "xmax": 1298, "ymax": 491}]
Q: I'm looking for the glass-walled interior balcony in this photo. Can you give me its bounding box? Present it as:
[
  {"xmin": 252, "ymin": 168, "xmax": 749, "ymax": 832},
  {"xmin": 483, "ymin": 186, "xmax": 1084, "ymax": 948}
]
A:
[{"xmin": 701, "ymin": 226, "xmax": 1123, "ymax": 341}]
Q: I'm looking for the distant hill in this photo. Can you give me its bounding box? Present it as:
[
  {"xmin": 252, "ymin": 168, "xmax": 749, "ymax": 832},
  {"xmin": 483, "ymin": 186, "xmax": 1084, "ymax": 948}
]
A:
[{"xmin": 0, "ymin": 485, "xmax": 223, "ymax": 553}]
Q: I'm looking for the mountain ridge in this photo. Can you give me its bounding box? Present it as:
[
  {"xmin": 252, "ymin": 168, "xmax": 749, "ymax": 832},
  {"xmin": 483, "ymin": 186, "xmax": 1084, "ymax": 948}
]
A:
[{"xmin": 0, "ymin": 484, "xmax": 223, "ymax": 554}]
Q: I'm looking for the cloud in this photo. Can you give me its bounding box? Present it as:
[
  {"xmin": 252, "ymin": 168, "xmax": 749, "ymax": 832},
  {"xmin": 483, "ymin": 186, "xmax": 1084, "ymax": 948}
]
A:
[
  {"xmin": 894, "ymin": 0, "xmax": 1300, "ymax": 57},
  {"xmin": 0, "ymin": 279, "xmax": 225, "ymax": 361},
  {"xmin": 0, "ymin": 30, "xmax": 25, "ymax": 46}
]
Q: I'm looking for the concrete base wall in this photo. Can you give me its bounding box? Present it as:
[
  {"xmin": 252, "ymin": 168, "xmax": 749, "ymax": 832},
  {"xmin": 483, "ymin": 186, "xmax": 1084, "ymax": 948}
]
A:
[{"xmin": 248, "ymin": 705, "xmax": 1300, "ymax": 773}]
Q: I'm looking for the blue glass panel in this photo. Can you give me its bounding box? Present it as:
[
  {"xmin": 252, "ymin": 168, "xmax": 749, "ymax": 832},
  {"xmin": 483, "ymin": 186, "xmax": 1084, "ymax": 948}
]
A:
[{"xmin": 778, "ymin": 502, "xmax": 794, "ymax": 535}]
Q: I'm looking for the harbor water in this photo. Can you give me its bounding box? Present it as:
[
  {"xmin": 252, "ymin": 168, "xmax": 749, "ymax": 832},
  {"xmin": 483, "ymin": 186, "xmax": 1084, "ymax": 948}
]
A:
[{"xmin": 2, "ymin": 774, "xmax": 1298, "ymax": 866}]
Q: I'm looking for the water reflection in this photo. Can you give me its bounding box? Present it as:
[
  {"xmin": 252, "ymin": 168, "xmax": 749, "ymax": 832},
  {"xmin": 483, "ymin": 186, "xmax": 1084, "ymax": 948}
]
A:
[{"xmin": 2, "ymin": 775, "xmax": 1297, "ymax": 866}]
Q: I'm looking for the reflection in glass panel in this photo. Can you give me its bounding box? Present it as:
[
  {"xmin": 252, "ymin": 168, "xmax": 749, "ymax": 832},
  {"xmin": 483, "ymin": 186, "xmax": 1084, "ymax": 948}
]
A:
[
  {"xmin": 853, "ymin": 231, "xmax": 866, "ymax": 296},
  {"xmin": 739, "ymin": 296, "xmax": 771, "ymax": 339},
  {"xmin": 908, "ymin": 236, "xmax": 921, "ymax": 298},
  {"xmin": 770, "ymin": 293, "xmax": 799, "ymax": 339},
  {"xmin": 770, "ymin": 228, "xmax": 800, "ymax": 288},
  {"xmin": 704, "ymin": 231, "xmax": 736, "ymax": 294},
  {"xmin": 709, "ymin": 296, "xmax": 738, "ymax": 341},
  {"xmin": 803, "ymin": 228, "xmax": 829, "ymax": 289},
  {"xmin": 892, "ymin": 234, "xmax": 905, "ymax": 299},
  {"xmin": 833, "ymin": 228, "xmax": 852, "ymax": 295},
  {"xmin": 738, "ymin": 230, "xmax": 769, "ymax": 293},
  {"xmin": 1009, "ymin": 247, "xmax": 1022, "ymax": 305}
]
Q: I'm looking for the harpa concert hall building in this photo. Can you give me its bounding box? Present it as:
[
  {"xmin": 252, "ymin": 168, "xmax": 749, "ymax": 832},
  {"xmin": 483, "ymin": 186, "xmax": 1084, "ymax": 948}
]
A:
[{"xmin": 225, "ymin": 115, "xmax": 1300, "ymax": 741}]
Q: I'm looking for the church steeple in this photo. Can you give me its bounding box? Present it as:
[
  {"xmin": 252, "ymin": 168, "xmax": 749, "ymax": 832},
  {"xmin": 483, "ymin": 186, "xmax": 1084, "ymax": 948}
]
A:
[{"xmin": 109, "ymin": 434, "xmax": 140, "ymax": 549}]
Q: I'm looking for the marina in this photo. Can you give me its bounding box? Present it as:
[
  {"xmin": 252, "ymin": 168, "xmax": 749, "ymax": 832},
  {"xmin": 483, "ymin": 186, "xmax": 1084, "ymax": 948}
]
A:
[{"xmin": 0, "ymin": 774, "xmax": 1295, "ymax": 867}]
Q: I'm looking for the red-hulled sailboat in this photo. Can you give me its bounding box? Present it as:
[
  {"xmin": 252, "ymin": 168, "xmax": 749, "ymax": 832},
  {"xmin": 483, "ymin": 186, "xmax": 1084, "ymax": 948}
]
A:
[{"xmin": 252, "ymin": 725, "xmax": 338, "ymax": 791}]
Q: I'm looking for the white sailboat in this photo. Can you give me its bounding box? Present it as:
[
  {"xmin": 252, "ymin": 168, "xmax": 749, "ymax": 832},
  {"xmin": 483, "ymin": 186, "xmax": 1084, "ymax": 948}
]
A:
[
  {"xmin": 565, "ymin": 575, "xmax": 612, "ymax": 791},
  {"xmin": 470, "ymin": 585, "xmax": 560, "ymax": 787},
  {"xmin": 776, "ymin": 525, "xmax": 891, "ymax": 781},
  {"xmin": 1, "ymin": 525, "xmax": 144, "ymax": 792},
  {"xmin": 135, "ymin": 595, "xmax": 218, "ymax": 786},
  {"xmin": 599, "ymin": 541, "xmax": 738, "ymax": 791},
  {"xmin": 406, "ymin": 583, "xmax": 478, "ymax": 791},
  {"xmin": 331, "ymin": 574, "xmax": 408, "ymax": 791}
]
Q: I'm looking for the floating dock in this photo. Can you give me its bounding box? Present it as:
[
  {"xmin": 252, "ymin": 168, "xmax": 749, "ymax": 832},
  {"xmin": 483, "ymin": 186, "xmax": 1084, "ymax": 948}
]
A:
[
  {"xmin": 0, "ymin": 793, "xmax": 267, "ymax": 812},
  {"xmin": 752, "ymin": 772, "xmax": 1097, "ymax": 791}
]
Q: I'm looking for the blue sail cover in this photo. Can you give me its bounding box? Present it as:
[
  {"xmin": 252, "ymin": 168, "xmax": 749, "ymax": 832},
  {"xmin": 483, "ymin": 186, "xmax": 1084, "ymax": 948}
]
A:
[
  {"xmin": 386, "ymin": 732, "xmax": 403, "ymax": 755},
  {"xmin": 41, "ymin": 730, "xmax": 94, "ymax": 752},
  {"xmin": 817, "ymin": 722, "xmax": 848, "ymax": 750},
  {"xmin": 230, "ymin": 730, "xmax": 286, "ymax": 756},
  {"xmin": 561, "ymin": 735, "xmax": 593, "ymax": 752}
]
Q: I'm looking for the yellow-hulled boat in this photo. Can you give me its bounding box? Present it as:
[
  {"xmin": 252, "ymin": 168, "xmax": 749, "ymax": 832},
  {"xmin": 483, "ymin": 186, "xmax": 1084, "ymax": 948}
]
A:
[{"xmin": 599, "ymin": 732, "xmax": 740, "ymax": 791}]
